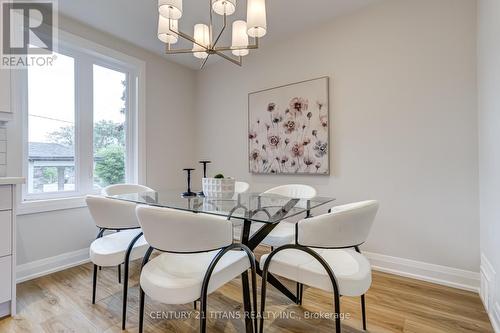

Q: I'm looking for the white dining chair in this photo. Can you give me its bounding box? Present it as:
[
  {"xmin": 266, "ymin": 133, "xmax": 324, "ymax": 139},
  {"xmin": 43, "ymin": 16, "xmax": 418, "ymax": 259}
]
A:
[
  {"xmin": 263, "ymin": 184, "xmax": 317, "ymax": 200},
  {"xmin": 98, "ymin": 183, "xmax": 154, "ymax": 329},
  {"xmin": 234, "ymin": 181, "xmax": 250, "ymax": 194},
  {"xmin": 259, "ymin": 200, "xmax": 379, "ymax": 333},
  {"xmin": 236, "ymin": 184, "xmax": 316, "ymax": 304},
  {"xmin": 231, "ymin": 181, "xmax": 250, "ymax": 240},
  {"xmin": 102, "ymin": 183, "xmax": 154, "ymax": 196},
  {"xmin": 135, "ymin": 205, "xmax": 258, "ymax": 333},
  {"xmin": 86, "ymin": 192, "xmax": 151, "ymax": 329},
  {"xmin": 250, "ymin": 184, "xmax": 317, "ymax": 248}
]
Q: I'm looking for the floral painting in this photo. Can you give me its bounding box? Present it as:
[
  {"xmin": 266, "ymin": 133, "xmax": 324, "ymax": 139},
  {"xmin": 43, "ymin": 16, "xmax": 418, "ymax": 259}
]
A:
[{"xmin": 248, "ymin": 77, "xmax": 329, "ymax": 175}]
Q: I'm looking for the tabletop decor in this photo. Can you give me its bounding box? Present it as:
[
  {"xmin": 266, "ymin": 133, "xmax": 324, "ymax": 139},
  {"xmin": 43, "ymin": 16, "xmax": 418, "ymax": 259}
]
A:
[
  {"xmin": 182, "ymin": 168, "xmax": 196, "ymax": 197},
  {"xmin": 248, "ymin": 76, "xmax": 330, "ymax": 175},
  {"xmin": 202, "ymin": 173, "xmax": 236, "ymax": 199},
  {"xmin": 198, "ymin": 160, "xmax": 212, "ymax": 195}
]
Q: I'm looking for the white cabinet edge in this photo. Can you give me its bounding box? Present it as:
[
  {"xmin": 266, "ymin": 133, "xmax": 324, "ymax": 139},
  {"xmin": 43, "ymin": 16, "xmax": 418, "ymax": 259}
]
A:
[{"xmin": 0, "ymin": 178, "xmax": 25, "ymax": 185}]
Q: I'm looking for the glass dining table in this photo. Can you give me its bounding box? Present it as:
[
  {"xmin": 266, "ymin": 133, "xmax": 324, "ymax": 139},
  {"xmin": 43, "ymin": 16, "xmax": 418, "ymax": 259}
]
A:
[{"xmin": 107, "ymin": 190, "xmax": 335, "ymax": 308}]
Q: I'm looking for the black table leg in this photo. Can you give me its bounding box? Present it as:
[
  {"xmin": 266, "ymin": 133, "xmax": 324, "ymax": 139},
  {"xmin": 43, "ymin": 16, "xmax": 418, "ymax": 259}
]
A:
[
  {"xmin": 240, "ymin": 219, "xmax": 254, "ymax": 333},
  {"xmin": 241, "ymin": 219, "xmax": 251, "ymax": 245},
  {"xmin": 256, "ymin": 265, "xmax": 297, "ymax": 301},
  {"xmin": 241, "ymin": 203, "xmax": 300, "ymax": 304}
]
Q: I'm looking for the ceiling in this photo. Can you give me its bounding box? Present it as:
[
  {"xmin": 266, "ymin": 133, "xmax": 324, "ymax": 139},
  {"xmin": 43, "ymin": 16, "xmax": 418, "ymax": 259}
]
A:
[{"xmin": 58, "ymin": 0, "xmax": 379, "ymax": 69}]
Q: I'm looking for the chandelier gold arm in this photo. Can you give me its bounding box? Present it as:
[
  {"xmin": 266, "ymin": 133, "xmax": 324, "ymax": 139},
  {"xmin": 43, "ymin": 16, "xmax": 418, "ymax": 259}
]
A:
[
  {"xmin": 212, "ymin": 13, "xmax": 227, "ymax": 48},
  {"xmin": 200, "ymin": 53, "xmax": 211, "ymax": 69},
  {"xmin": 214, "ymin": 36, "xmax": 258, "ymax": 51},
  {"xmin": 165, "ymin": 45, "xmax": 201, "ymax": 54},
  {"xmin": 168, "ymin": 29, "xmax": 210, "ymax": 51},
  {"xmin": 213, "ymin": 49, "xmax": 242, "ymax": 66}
]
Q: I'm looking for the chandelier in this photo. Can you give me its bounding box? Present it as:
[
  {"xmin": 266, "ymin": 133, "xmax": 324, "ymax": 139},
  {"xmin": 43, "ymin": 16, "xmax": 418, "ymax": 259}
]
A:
[{"xmin": 157, "ymin": 0, "xmax": 267, "ymax": 69}]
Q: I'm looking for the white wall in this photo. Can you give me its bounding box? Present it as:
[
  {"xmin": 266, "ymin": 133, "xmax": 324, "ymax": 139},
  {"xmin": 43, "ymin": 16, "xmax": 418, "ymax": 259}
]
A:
[
  {"xmin": 478, "ymin": 0, "xmax": 500, "ymax": 330},
  {"xmin": 195, "ymin": 0, "xmax": 479, "ymax": 272},
  {"xmin": 8, "ymin": 15, "xmax": 197, "ymax": 265}
]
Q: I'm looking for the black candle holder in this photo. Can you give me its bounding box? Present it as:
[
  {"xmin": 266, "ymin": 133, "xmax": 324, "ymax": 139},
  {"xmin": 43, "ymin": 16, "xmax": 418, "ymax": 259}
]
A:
[
  {"xmin": 198, "ymin": 160, "xmax": 211, "ymax": 196},
  {"xmin": 182, "ymin": 168, "xmax": 196, "ymax": 197}
]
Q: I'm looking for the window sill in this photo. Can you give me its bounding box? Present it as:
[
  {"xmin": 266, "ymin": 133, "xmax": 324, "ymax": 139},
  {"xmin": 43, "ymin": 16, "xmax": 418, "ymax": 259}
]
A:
[{"xmin": 18, "ymin": 196, "xmax": 87, "ymax": 215}]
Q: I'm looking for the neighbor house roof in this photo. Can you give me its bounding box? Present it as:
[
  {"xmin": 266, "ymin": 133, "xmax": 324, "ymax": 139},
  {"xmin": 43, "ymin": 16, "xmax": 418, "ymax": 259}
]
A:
[{"xmin": 28, "ymin": 142, "xmax": 74, "ymax": 161}]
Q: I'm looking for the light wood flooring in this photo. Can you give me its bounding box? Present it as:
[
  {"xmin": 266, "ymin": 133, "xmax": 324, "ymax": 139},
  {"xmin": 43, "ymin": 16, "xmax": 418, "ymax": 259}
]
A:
[{"xmin": 0, "ymin": 247, "xmax": 494, "ymax": 333}]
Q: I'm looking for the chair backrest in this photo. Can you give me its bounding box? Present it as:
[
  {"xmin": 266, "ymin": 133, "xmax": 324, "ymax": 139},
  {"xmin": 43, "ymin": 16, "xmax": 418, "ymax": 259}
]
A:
[
  {"xmin": 263, "ymin": 184, "xmax": 317, "ymax": 199},
  {"xmin": 235, "ymin": 181, "xmax": 250, "ymax": 194},
  {"xmin": 298, "ymin": 200, "xmax": 379, "ymax": 248},
  {"xmin": 102, "ymin": 184, "xmax": 154, "ymax": 196},
  {"xmin": 136, "ymin": 205, "xmax": 233, "ymax": 253},
  {"xmin": 86, "ymin": 195, "xmax": 140, "ymax": 230}
]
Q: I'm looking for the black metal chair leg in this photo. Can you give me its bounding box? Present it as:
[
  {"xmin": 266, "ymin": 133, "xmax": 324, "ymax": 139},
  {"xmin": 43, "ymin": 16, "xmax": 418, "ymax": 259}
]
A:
[
  {"xmin": 194, "ymin": 300, "xmax": 197, "ymax": 310},
  {"xmin": 259, "ymin": 267, "xmax": 268, "ymax": 333},
  {"xmin": 250, "ymin": 265, "xmax": 258, "ymax": 332},
  {"xmin": 334, "ymin": 290, "xmax": 341, "ymax": 333},
  {"xmin": 99, "ymin": 266, "xmax": 102, "ymax": 270},
  {"xmin": 139, "ymin": 287, "xmax": 145, "ymax": 333},
  {"xmin": 296, "ymin": 282, "xmax": 299, "ymax": 304},
  {"xmin": 241, "ymin": 271, "xmax": 253, "ymax": 333},
  {"xmin": 296, "ymin": 282, "xmax": 304, "ymax": 305},
  {"xmin": 361, "ymin": 294, "xmax": 367, "ymax": 330},
  {"xmin": 200, "ymin": 293, "xmax": 208, "ymax": 333},
  {"xmin": 92, "ymin": 264, "xmax": 97, "ymax": 304},
  {"xmin": 121, "ymin": 261, "xmax": 130, "ymax": 329},
  {"xmin": 138, "ymin": 246, "xmax": 154, "ymax": 333},
  {"xmin": 122, "ymin": 232, "xmax": 143, "ymax": 330}
]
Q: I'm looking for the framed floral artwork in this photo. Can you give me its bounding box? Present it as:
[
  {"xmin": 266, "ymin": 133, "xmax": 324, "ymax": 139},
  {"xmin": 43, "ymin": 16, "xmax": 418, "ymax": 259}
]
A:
[{"xmin": 248, "ymin": 76, "xmax": 330, "ymax": 175}]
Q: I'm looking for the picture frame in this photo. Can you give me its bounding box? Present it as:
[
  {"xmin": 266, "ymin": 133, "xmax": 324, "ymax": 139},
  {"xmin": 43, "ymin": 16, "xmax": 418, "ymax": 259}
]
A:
[{"xmin": 248, "ymin": 76, "xmax": 330, "ymax": 175}]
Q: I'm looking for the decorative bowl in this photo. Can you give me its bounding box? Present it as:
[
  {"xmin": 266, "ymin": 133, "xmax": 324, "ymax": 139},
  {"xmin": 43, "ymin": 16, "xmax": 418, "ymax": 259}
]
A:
[{"xmin": 202, "ymin": 177, "xmax": 235, "ymax": 199}]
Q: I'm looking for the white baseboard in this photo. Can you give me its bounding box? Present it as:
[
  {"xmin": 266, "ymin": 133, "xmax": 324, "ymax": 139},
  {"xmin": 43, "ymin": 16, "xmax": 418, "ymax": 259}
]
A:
[
  {"xmin": 0, "ymin": 301, "xmax": 11, "ymax": 318},
  {"xmin": 16, "ymin": 248, "xmax": 90, "ymax": 283},
  {"xmin": 491, "ymin": 302, "xmax": 500, "ymax": 333},
  {"xmin": 480, "ymin": 253, "xmax": 496, "ymax": 311},
  {"xmin": 364, "ymin": 251, "xmax": 480, "ymax": 292}
]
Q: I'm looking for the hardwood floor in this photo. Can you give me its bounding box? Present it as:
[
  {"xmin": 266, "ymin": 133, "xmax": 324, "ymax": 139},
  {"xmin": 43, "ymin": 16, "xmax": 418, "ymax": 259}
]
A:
[{"xmin": 0, "ymin": 247, "xmax": 493, "ymax": 333}]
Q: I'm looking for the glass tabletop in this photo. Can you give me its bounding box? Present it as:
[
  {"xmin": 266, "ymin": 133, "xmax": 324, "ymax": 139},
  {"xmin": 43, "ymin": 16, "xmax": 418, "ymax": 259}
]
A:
[{"xmin": 107, "ymin": 190, "xmax": 335, "ymax": 224}]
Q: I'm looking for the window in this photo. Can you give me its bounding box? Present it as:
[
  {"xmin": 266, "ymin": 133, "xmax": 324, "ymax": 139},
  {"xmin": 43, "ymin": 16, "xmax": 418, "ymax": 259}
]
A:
[
  {"xmin": 27, "ymin": 52, "xmax": 76, "ymax": 195},
  {"xmin": 93, "ymin": 65, "xmax": 128, "ymax": 189},
  {"xmin": 22, "ymin": 33, "xmax": 143, "ymax": 202}
]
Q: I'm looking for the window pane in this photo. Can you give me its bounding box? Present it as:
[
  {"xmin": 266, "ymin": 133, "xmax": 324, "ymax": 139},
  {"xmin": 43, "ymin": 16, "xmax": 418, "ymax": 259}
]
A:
[
  {"xmin": 93, "ymin": 65, "xmax": 127, "ymax": 189},
  {"xmin": 28, "ymin": 52, "xmax": 75, "ymax": 194}
]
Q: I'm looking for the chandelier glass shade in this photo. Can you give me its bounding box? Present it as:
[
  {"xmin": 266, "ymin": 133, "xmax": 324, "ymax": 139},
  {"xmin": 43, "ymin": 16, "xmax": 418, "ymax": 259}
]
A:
[
  {"xmin": 247, "ymin": 0, "xmax": 266, "ymax": 37},
  {"xmin": 158, "ymin": 17, "xmax": 178, "ymax": 44},
  {"xmin": 157, "ymin": 0, "xmax": 267, "ymax": 69},
  {"xmin": 193, "ymin": 24, "xmax": 210, "ymax": 59},
  {"xmin": 231, "ymin": 20, "xmax": 249, "ymax": 56},
  {"xmin": 212, "ymin": 0, "xmax": 236, "ymax": 16},
  {"xmin": 158, "ymin": 0, "xmax": 183, "ymax": 20}
]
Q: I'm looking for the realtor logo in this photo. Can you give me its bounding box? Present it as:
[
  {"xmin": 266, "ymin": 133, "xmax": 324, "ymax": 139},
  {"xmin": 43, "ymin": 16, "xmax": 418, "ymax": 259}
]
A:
[{"xmin": 1, "ymin": 0, "xmax": 58, "ymax": 68}]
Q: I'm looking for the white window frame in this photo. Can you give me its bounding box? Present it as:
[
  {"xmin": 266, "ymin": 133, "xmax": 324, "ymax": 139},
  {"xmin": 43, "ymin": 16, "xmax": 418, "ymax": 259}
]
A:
[{"xmin": 16, "ymin": 29, "xmax": 146, "ymax": 214}]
